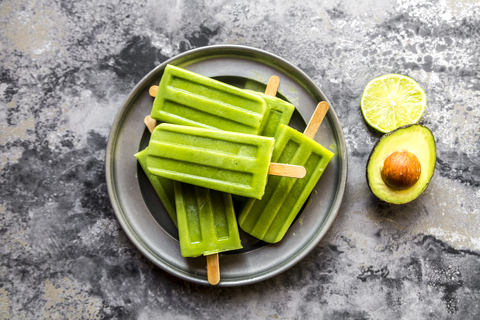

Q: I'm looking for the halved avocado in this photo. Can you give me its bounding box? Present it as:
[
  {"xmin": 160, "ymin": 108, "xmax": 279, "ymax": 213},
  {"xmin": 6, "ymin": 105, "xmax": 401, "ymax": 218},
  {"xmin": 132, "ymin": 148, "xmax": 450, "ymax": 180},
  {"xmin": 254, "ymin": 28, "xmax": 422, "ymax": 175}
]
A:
[{"xmin": 366, "ymin": 124, "xmax": 436, "ymax": 204}]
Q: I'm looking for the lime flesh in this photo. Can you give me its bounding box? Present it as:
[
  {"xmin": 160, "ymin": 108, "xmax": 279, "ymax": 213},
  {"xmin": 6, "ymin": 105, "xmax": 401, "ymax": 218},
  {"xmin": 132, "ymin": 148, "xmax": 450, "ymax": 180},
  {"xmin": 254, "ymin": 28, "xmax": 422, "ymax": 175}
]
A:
[{"xmin": 361, "ymin": 74, "xmax": 426, "ymax": 133}]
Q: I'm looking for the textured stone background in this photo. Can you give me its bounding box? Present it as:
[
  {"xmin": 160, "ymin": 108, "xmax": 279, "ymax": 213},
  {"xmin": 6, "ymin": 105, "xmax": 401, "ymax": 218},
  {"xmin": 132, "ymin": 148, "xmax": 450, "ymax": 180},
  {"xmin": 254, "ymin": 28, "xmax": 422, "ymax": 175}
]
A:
[{"xmin": 1, "ymin": 0, "xmax": 479, "ymax": 319}]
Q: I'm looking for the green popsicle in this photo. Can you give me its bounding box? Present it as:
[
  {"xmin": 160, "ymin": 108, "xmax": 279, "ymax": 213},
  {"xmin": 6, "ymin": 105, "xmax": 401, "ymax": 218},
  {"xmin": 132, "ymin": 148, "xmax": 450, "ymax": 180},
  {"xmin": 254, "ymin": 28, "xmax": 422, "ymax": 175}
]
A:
[
  {"xmin": 149, "ymin": 74, "xmax": 294, "ymax": 138},
  {"xmin": 151, "ymin": 64, "xmax": 269, "ymax": 135},
  {"xmin": 174, "ymin": 182, "xmax": 242, "ymax": 258},
  {"xmin": 245, "ymin": 90, "xmax": 295, "ymax": 137},
  {"xmin": 146, "ymin": 123, "xmax": 305, "ymax": 199},
  {"xmin": 238, "ymin": 102, "xmax": 334, "ymax": 243}
]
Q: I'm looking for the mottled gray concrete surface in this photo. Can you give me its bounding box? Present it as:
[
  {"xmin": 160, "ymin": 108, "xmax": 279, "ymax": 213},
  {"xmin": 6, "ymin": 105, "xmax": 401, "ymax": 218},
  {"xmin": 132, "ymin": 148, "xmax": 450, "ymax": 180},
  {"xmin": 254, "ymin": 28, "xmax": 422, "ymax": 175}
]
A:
[{"xmin": 1, "ymin": 0, "xmax": 480, "ymax": 319}]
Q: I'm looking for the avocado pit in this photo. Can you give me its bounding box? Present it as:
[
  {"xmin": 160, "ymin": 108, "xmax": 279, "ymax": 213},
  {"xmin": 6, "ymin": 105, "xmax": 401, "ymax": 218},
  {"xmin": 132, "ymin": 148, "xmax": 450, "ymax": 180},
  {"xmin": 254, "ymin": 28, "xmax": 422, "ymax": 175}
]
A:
[{"xmin": 381, "ymin": 150, "xmax": 421, "ymax": 190}]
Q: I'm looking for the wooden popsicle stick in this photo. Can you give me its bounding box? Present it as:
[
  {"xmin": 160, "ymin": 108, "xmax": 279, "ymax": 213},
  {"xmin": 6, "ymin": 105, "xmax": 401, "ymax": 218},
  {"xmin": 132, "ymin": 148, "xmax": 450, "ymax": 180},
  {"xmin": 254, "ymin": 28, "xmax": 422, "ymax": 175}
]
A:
[
  {"xmin": 264, "ymin": 75, "xmax": 280, "ymax": 97},
  {"xmin": 303, "ymin": 101, "xmax": 329, "ymax": 139},
  {"xmin": 269, "ymin": 163, "xmax": 306, "ymax": 178},
  {"xmin": 144, "ymin": 115, "xmax": 157, "ymax": 133},
  {"xmin": 206, "ymin": 254, "xmax": 220, "ymax": 285},
  {"xmin": 149, "ymin": 85, "xmax": 158, "ymax": 97}
]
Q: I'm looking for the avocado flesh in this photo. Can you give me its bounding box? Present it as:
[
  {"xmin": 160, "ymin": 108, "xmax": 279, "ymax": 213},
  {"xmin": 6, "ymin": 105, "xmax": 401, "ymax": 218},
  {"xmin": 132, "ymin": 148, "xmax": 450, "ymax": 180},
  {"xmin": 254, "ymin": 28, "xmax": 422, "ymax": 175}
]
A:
[{"xmin": 367, "ymin": 124, "xmax": 436, "ymax": 204}]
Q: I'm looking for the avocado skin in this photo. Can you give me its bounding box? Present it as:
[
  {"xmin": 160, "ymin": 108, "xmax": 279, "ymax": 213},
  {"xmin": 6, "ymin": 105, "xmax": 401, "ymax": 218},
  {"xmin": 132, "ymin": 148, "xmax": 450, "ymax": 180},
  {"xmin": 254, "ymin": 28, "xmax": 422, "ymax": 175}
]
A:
[{"xmin": 366, "ymin": 124, "xmax": 436, "ymax": 204}]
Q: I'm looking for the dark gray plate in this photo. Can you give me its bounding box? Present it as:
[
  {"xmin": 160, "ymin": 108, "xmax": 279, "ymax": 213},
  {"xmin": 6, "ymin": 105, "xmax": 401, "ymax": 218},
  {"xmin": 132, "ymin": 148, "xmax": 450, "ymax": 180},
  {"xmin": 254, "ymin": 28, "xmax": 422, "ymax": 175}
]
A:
[{"xmin": 106, "ymin": 45, "xmax": 347, "ymax": 286}]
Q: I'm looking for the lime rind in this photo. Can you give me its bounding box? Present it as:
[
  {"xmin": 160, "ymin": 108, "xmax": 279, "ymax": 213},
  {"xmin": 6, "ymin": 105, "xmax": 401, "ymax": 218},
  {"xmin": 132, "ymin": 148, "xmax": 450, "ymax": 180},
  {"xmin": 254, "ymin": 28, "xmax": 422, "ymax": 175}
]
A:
[{"xmin": 360, "ymin": 74, "xmax": 426, "ymax": 133}]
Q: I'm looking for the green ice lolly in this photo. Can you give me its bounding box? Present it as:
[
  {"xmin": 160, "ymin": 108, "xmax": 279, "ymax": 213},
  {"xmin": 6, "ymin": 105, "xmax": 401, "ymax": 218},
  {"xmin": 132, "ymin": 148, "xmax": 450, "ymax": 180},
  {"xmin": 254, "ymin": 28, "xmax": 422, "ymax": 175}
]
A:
[
  {"xmin": 245, "ymin": 90, "xmax": 295, "ymax": 137},
  {"xmin": 238, "ymin": 124, "xmax": 334, "ymax": 243},
  {"xmin": 174, "ymin": 181, "xmax": 242, "ymax": 257},
  {"xmin": 151, "ymin": 64, "xmax": 268, "ymax": 135},
  {"xmin": 135, "ymin": 148, "xmax": 176, "ymax": 226},
  {"xmin": 146, "ymin": 123, "xmax": 275, "ymax": 199}
]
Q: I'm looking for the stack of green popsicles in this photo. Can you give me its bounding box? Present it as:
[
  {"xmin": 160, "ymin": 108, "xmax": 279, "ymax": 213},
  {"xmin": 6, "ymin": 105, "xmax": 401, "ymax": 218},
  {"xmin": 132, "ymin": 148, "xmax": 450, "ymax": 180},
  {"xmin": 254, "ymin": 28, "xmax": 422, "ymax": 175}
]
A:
[
  {"xmin": 135, "ymin": 65, "xmax": 334, "ymax": 285},
  {"xmin": 139, "ymin": 69, "xmax": 294, "ymax": 285}
]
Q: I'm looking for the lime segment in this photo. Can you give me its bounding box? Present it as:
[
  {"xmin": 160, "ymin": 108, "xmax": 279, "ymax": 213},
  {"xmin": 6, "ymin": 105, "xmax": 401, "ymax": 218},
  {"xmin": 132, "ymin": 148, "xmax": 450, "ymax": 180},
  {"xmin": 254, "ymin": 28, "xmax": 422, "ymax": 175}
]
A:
[{"xmin": 360, "ymin": 74, "xmax": 426, "ymax": 133}]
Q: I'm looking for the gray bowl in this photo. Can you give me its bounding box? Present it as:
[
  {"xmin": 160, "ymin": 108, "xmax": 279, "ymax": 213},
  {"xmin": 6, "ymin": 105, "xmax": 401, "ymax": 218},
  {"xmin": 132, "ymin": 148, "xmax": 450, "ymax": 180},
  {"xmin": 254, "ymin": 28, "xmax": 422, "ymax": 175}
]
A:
[{"xmin": 106, "ymin": 45, "xmax": 348, "ymax": 286}]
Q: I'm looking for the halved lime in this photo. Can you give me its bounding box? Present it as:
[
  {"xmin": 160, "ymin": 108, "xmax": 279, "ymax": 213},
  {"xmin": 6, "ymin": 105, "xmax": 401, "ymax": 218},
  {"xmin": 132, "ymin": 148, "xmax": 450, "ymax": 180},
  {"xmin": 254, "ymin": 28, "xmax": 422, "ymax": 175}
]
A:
[{"xmin": 360, "ymin": 74, "xmax": 426, "ymax": 133}]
